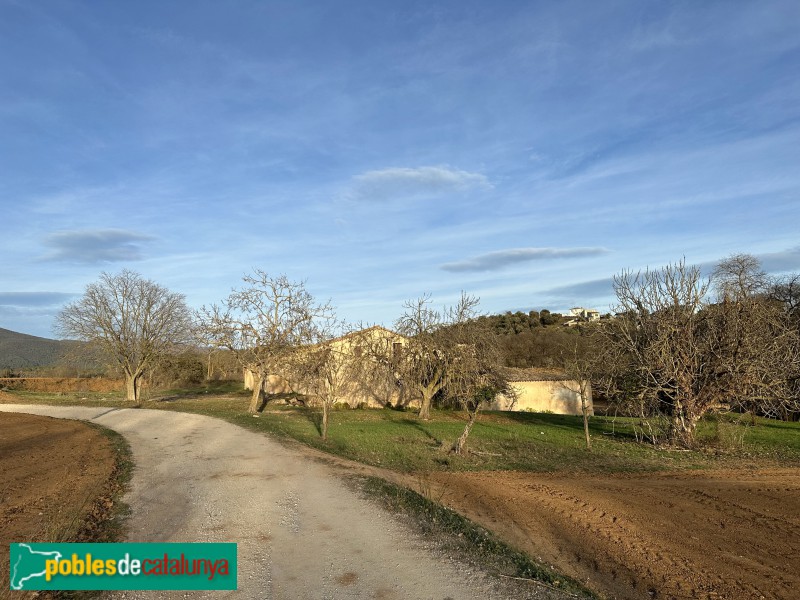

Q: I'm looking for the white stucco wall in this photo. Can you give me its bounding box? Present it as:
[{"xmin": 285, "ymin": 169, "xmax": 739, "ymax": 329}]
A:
[{"xmin": 491, "ymin": 379, "xmax": 593, "ymax": 415}]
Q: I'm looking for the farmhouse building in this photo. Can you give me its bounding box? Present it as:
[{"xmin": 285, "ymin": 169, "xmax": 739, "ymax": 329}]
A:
[
  {"xmin": 244, "ymin": 327, "xmax": 591, "ymax": 416},
  {"xmin": 244, "ymin": 325, "xmax": 409, "ymax": 408}
]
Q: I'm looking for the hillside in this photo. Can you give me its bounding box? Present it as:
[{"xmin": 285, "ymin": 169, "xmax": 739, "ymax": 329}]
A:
[{"xmin": 0, "ymin": 328, "xmax": 72, "ymax": 370}]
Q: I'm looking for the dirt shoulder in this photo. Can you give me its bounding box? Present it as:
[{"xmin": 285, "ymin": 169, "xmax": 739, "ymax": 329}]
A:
[
  {"xmin": 0, "ymin": 411, "xmax": 118, "ymax": 595},
  {"xmin": 426, "ymin": 469, "xmax": 800, "ymax": 600}
]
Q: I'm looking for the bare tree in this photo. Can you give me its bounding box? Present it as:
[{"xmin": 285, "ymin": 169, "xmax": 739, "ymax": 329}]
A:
[
  {"xmin": 393, "ymin": 292, "xmax": 510, "ymax": 451},
  {"xmin": 444, "ymin": 316, "xmax": 513, "ymax": 455},
  {"xmin": 769, "ymin": 273, "xmax": 800, "ymax": 419},
  {"xmin": 712, "ymin": 253, "xmax": 769, "ymax": 302},
  {"xmin": 55, "ymin": 270, "xmax": 192, "ymax": 403},
  {"xmin": 287, "ymin": 321, "xmax": 362, "ymax": 441},
  {"xmin": 597, "ymin": 260, "xmax": 715, "ymax": 446},
  {"xmin": 708, "ymin": 256, "xmax": 800, "ymax": 422},
  {"xmin": 599, "ymin": 256, "xmax": 800, "ymax": 446},
  {"xmin": 196, "ymin": 270, "xmax": 333, "ymax": 413},
  {"xmin": 394, "ymin": 293, "xmax": 477, "ymax": 421},
  {"xmin": 560, "ymin": 339, "xmax": 597, "ymax": 450}
]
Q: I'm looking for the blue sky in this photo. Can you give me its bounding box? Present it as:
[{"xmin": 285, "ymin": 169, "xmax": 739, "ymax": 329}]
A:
[{"xmin": 1, "ymin": 1, "xmax": 799, "ymax": 338}]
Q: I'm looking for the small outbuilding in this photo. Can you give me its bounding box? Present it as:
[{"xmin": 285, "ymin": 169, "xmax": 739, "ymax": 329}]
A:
[{"xmin": 491, "ymin": 368, "xmax": 593, "ymax": 415}]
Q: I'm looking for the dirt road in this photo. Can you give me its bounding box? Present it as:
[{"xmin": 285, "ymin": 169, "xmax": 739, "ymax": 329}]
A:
[
  {"xmin": 0, "ymin": 405, "xmax": 565, "ymax": 600},
  {"xmin": 428, "ymin": 470, "xmax": 800, "ymax": 600}
]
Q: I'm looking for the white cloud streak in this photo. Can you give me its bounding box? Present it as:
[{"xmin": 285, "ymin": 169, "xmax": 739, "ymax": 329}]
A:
[
  {"xmin": 42, "ymin": 229, "xmax": 156, "ymax": 264},
  {"xmin": 349, "ymin": 166, "xmax": 491, "ymax": 202},
  {"xmin": 441, "ymin": 247, "xmax": 610, "ymax": 273}
]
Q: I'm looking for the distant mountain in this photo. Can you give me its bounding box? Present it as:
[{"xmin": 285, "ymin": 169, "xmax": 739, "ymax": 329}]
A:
[{"xmin": 0, "ymin": 328, "xmax": 73, "ymax": 370}]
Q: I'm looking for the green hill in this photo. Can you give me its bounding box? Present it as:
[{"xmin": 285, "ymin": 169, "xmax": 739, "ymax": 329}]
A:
[{"xmin": 0, "ymin": 328, "xmax": 73, "ymax": 370}]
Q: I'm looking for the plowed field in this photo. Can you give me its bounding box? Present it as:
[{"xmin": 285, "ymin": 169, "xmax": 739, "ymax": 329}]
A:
[
  {"xmin": 0, "ymin": 411, "xmax": 116, "ymax": 594},
  {"xmin": 429, "ymin": 469, "xmax": 800, "ymax": 599}
]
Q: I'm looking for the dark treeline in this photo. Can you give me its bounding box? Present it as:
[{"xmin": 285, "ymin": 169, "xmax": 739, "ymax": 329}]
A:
[
  {"xmin": 476, "ymin": 310, "xmax": 591, "ymax": 369},
  {"xmin": 476, "ymin": 308, "xmax": 569, "ymax": 334}
]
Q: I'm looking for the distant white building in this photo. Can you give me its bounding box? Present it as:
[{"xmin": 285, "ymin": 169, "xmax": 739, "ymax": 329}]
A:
[
  {"xmin": 562, "ymin": 307, "xmax": 601, "ymax": 327},
  {"xmin": 569, "ymin": 307, "xmax": 600, "ymax": 321}
]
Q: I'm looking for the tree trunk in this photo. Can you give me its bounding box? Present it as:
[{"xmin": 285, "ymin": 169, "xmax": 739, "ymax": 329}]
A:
[
  {"xmin": 125, "ymin": 373, "xmax": 141, "ymax": 404},
  {"xmin": 321, "ymin": 401, "xmax": 329, "ymax": 441},
  {"xmin": 418, "ymin": 387, "xmax": 434, "ymax": 420},
  {"xmin": 451, "ymin": 407, "xmax": 479, "ymax": 455},
  {"xmin": 418, "ymin": 396, "xmax": 431, "ymax": 420},
  {"xmin": 249, "ymin": 373, "xmax": 265, "ymax": 414},
  {"xmin": 671, "ymin": 402, "xmax": 699, "ymax": 447},
  {"xmin": 581, "ymin": 384, "xmax": 592, "ymax": 451}
]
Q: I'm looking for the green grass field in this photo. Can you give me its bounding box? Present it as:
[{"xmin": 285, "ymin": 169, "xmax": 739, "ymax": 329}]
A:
[{"xmin": 5, "ymin": 382, "xmax": 799, "ymax": 474}]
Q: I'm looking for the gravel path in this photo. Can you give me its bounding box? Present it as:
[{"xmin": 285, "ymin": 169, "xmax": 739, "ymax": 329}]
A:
[{"xmin": 1, "ymin": 404, "xmax": 565, "ymax": 600}]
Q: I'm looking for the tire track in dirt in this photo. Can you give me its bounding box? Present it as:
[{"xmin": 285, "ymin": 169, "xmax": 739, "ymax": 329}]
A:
[{"xmin": 428, "ymin": 470, "xmax": 800, "ymax": 600}]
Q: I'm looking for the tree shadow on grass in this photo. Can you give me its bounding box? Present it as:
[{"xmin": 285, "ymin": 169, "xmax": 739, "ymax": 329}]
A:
[
  {"xmin": 398, "ymin": 418, "xmax": 442, "ymax": 447},
  {"xmin": 153, "ymin": 395, "xmax": 185, "ymax": 403},
  {"xmin": 301, "ymin": 407, "xmax": 323, "ymax": 436},
  {"xmin": 500, "ymin": 410, "xmax": 640, "ymax": 442},
  {"xmin": 255, "ymin": 392, "xmax": 305, "ymax": 412}
]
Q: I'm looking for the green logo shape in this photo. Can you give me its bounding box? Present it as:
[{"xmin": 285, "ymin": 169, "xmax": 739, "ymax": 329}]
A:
[{"xmin": 9, "ymin": 543, "xmax": 237, "ymax": 591}]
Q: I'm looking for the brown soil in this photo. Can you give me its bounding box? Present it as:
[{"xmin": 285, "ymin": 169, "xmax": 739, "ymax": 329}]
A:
[
  {"xmin": 427, "ymin": 469, "xmax": 800, "ymax": 600},
  {"xmin": 0, "ymin": 411, "xmax": 117, "ymax": 594}
]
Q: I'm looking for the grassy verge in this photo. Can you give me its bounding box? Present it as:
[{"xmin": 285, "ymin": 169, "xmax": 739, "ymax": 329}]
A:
[
  {"xmin": 144, "ymin": 391, "xmax": 800, "ymax": 473},
  {"xmin": 5, "ymin": 385, "xmax": 800, "ymax": 473},
  {"xmin": 358, "ymin": 475, "xmax": 596, "ymax": 598},
  {"xmin": 73, "ymin": 423, "xmax": 134, "ymax": 544}
]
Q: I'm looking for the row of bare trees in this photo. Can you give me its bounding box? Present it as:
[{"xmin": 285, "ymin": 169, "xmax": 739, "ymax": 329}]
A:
[
  {"xmin": 195, "ymin": 274, "xmax": 511, "ymax": 450},
  {"xmin": 55, "ymin": 269, "xmax": 511, "ymax": 453},
  {"xmin": 55, "ymin": 254, "xmax": 798, "ymax": 451}
]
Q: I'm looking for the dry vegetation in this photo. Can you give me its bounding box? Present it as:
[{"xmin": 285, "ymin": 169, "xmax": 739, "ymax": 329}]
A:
[{"xmin": 0, "ymin": 377, "xmax": 122, "ymax": 393}]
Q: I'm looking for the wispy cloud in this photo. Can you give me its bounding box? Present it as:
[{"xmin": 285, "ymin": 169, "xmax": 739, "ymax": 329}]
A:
[
  {"xmin": 0, "ymin": 292, "xmax": 76, "ymax": 308},
  {"xmin": 349, "ymin": 166, "xmax": 491, "ymax": 202},
  {"xmin": 759, "ymin": 246, "xmax": 800, "ymax": 274},
  {"xmin": 441, "ymin": 247, "xmax": 610, "ymax": 273},
  {"xmin": 543, "ymin": 277, "xmax": 615, "ymax": 297},
  {"xmin": 42, "ymin": 229, "xmax": 156, "ymax": 264}
]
